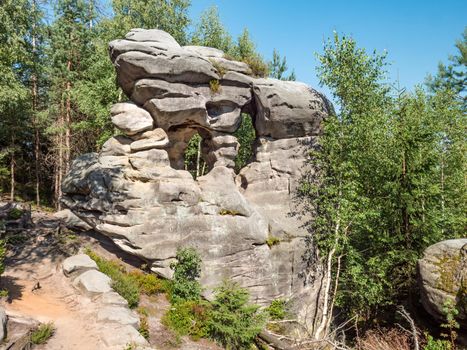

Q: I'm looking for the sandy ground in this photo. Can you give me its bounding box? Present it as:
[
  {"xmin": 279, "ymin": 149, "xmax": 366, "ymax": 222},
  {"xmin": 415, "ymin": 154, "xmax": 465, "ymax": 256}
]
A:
[{"xmin": 1, "ymin": 213, "xmax": 104, "ymax": 350}]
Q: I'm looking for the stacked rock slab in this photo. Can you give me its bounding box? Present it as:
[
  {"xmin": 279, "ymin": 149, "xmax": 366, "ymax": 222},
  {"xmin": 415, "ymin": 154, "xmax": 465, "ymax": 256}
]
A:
[{"xmin": 61, "ymin": 28, "xmax": 331, "ymax": 323}]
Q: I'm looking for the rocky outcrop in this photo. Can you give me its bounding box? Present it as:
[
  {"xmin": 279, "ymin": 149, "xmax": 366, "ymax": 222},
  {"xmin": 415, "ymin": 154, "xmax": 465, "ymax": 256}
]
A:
[
  {"xmin": 61, "ymin": 28, "xmax": 331, "ymax": 324},
  {"xmin": 418, "ymin": 239, "xmax": 467, "ymax": 327}
]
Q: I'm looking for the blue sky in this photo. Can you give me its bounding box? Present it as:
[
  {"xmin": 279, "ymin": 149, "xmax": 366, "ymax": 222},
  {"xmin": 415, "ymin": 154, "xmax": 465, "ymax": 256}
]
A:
[{"xmin": 188, "ymin": 0, "xmax": 466, "ymax": 95}]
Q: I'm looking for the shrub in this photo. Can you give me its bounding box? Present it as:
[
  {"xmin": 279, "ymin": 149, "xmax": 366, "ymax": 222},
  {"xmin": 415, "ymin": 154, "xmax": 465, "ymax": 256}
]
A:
[
  {"xmin": 266, "ymin": 299, "xmax": 287, "ymax": 320},
  {"xmin": 31, "ymin": 322, "xmax": 55, "ymax": 344},
  {"xmin": 111, "ymin": 275, "xmax": 140, "ymax": 308},
  {"xmin": 207, "ymin": 280, "xmax": 266, "ymax": 350},
  {"xmin": 209, "ymin": 79, "xmax": 220, "ymax": 93},
  {"xmin": 243, "ymin": 55, "xmax": 269, "ymax": 77},
  {"xmin": 170, "ymin": 247, "xmax": 202, "ymax": 303},
  {"xmin": 424, "ymin": 334, "xmax": 452, "ymax": 350},
  {"xmin": 162, "ymin": 300, "xmax": 211, "ymax": 340},
  {"xmin": 128, "ymin": 270, "xmax": 167, "ymax": 295}
]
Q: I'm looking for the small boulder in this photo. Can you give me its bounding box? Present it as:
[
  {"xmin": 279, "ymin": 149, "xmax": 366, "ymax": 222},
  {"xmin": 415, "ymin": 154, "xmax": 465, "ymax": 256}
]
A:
[
  {"xmin": 100, "ymin": 291, "xmax": 128, "ymax": 307},
  {"xmin": 418, "ymin": 239, "xmax": 467, "ymax": 327},
  {"xmin": 99, "ymin": 324, "xmax": 148, "ymax": 347},
  {"xmin": 62, "ymin": 254, "xmax": 98, "ymax": 276},
  {"xmin": 73, "ymin": 270, "xmax": 112, "ymax": 296},
  {"xmin": 97, "ymin": 306, "xmax": 139, "ymax": 328},
  {"xmin": 110, "ymin": 103, "xmax": 153, "ymax": 135}
]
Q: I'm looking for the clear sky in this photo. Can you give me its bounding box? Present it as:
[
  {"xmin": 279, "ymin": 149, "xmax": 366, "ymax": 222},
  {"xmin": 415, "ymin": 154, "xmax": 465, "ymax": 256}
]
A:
[{"xmin": 188, "ymin": 0, "xmax": 466, "ymax": 94}]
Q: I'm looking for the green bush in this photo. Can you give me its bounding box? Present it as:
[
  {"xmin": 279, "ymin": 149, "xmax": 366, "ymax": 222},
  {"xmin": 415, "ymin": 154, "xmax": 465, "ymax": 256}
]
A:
[
  {"xmin": 86, "ymin": 250, "xmax": 168, "ymax": 308},
  {"xmin": 424, "ymin": 334, "xmax": 452, "ymax": 350},
  {"xmin": 266, "ymin": 299, "xmax": 287, "ymax": 320},
  {"xmin": 207, "ymin": 280, "xmax": 266, "ymax": 350},
  {"xmin": 128, "ymin": 270, "xmax": 167, "ymax": 295},
  {"xmin": 31, "ymin": 322, "xmax": 55, "ymax": 344},
  {"xmin": 111, "ymin": 275, "xmax": 140, "ymax": 308},
  {"xmin": 170, "ymin": 247, "xmax": 202, "ymax": 303},
  {"xmin": 162, "ymin": 300, "xmax": 211, "ymax": 339}
]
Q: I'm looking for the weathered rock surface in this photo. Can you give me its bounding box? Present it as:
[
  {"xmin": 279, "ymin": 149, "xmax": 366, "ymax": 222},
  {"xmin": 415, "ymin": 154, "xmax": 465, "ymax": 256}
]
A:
[
  {"xmin": 0, "ymin": 306, "xmax": 6, "ymax": 341},
  {"xmin": 54, "ymin": 209, "xmax": 92, "ymax": 231},
  {"xmin": 97, "ymin": 306, "xmax": 139, "ymax": 329},
  {"xmin": 73, "ymin": 270, "xmax": 112, "ymax": 296},
  {"xmin": 418, "ymin": 239, "xmax": 467, "ymax": 327},
  {"xmin": 62, "ymin": 28, "xmax": 332, "ymax": 326},
  {"xmin": 62, "ymin": 254, "xmax": 98, "ymax": 276}
]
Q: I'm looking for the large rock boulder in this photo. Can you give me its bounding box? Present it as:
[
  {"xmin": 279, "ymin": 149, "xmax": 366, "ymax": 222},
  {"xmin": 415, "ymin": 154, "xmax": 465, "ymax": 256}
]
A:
[
  {"xmin": 418, "ymin": 239, "xmax": 467, "ymax": 327},
  {"xmin": 61, "ymin": 28, "xmax": 332, "ymax": 326}
]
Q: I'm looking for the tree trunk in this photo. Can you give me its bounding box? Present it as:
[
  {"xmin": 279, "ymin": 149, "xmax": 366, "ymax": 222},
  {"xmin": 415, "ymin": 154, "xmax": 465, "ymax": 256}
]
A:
[
  {"xmin": 65, "ymin": 60, "xmax": 72, "ymax": 174},
  {"xmin": 32, "ymin": 0, "xmax": 40, "ymax": 206},
  {"xmin": 10, "ymin": 148, "xmax": 15, "ymax": 201},
  {"xmin": 196, "ymin": 138, "xmax": 201, "ymax": 178}
]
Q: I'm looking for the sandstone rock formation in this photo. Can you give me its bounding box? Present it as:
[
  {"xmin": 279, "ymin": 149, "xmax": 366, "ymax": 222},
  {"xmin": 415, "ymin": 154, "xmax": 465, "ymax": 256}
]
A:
[
  {"xmin": 61, "ymin": 28, "xmax": 332, "ymax": 323},
  {"xmin": 418, "ymin": 239, "xmax": 467, "ymax": 327}
]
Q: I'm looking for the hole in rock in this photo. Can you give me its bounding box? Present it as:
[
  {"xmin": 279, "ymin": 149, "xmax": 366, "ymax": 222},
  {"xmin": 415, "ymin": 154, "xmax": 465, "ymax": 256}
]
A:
[
  {"xmin": 233, "ymin": 113, "xmax": 256, "ymax": 173},
  {"xmin": 183, "ymin": 131, "xmax": 207, "ymax": 179}
]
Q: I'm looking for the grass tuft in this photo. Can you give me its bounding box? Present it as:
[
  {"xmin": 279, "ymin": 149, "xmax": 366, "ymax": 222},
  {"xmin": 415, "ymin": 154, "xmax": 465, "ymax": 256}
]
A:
[{"xmin": 30, "ymin": 322, "xmax": 55, "ymax": 344}]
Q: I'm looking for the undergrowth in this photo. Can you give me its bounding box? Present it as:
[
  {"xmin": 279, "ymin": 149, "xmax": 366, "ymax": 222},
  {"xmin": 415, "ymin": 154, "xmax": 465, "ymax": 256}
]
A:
[{"xmin": 85, "ymin": 249, "xmax": 167, "ymax": 308}]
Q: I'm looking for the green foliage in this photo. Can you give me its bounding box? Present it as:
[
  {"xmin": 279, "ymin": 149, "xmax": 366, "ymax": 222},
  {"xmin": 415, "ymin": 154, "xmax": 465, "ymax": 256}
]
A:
[
  {"xmin": 426, "ymin": 27, "xmax": 466, "ymax": 110},
  {"xmin": 424, "ymin": 334, "xmax": 452, "ymax": 350},
  {"xmin": 0, "ymin": 239, "xmax": 5, "ymax": 277},
  {"xmin": 87, "ymin": 250, "xmax": 167, "ymax": 308},
  {"xmin": 303, "ymin": 32, "xmax": 467, "ymax": 324},
  {"xmin": 128, "ymin": 270, "xmax": 168, "ymax": 295},
  {"xmin": 170, "ymin": 247, "xmax": 202, "ymax": 303},
  {"xmin": 265, "ymin": 236, "xmax": 280, "ymax": 248},
  {"xmin": 111, "ymin": 275, "xmax": 140, "ymax": 309},
  {"xmin": 269, "ymin": 49, "xmax": 296, "ymax": 81},
  {"xmin": 233, "ymin": 114, "xmax": 256, "ymax": 172},
  {"xmin": 163, "ymin": 300, "xmax": 211, "ymax": 339},
  {"xmin": 440, "ymin": 300, "xmax": 460, "ymax": 347},
  {"xmin": 266, "ymin": 299, "xmax": 287, "ymax": 320},
  {"xmin": 191, "ymin": 6, "xmax": 233, "ymax": 53},
  {"xmin": 207, "ymin": 280, "xmax": 266, "ymax": 350},
  {"xmin": 30, "ymin": 322, "xmax": 55, "ymax": 345},
  {"xmin": 184, "ymin": 133, "xmax": 206, "ymax": 178}
]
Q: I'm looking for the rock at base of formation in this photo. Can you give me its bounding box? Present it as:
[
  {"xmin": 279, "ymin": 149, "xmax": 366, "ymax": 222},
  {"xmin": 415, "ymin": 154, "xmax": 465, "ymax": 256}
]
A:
[
  {"xmin": 418, "ymin": 239, "xmax": 467, "ymax": 327},
  {"xmin": 61, "ymin": 28, "xmax": 332, "ymax": 325}
]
